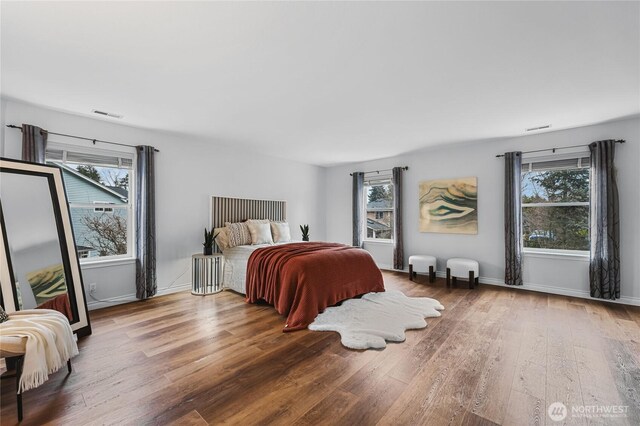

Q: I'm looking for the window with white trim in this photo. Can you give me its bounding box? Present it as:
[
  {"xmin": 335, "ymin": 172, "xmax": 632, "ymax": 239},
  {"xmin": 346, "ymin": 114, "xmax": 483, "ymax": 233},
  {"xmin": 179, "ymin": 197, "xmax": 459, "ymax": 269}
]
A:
[
  {"xmin": 46, "ymin": 143, "xmax": 135, "ymax": 262},
  {"xmin": 521, "ymin": 154, "xmax": 590, "ymax": 252},
  {"xmin": 364, "ymin": 177, "xmax": 394, "ymax": 241},
  {"xmin": 93, "ymin": 201, "xmax": 115, "ymax": 213}
]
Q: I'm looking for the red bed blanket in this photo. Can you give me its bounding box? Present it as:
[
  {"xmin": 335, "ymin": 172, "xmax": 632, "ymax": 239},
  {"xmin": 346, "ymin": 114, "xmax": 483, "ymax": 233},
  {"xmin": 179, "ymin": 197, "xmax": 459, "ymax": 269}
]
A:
[{"xmin": 246, "ymin": 242, "xmax": 384, "ymax": 332}]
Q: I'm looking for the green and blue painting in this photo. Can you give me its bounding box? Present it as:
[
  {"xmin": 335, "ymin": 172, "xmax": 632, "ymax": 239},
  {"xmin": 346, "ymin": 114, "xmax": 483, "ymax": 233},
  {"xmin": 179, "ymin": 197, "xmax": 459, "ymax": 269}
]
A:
[
  {"xmin": 26, "ymin": 263, "xmax": 68, "ymax": 306},
  {"xmin": 419, "ymin": 177, "xmax": 478, "ymax": 234}
]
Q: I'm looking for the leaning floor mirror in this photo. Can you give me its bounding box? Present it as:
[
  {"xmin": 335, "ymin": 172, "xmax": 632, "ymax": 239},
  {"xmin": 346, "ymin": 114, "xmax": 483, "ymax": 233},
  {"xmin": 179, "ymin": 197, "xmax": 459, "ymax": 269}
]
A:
[{"xmin": 0, "ymin": 158, "xmax": 91, "ymax": 336}]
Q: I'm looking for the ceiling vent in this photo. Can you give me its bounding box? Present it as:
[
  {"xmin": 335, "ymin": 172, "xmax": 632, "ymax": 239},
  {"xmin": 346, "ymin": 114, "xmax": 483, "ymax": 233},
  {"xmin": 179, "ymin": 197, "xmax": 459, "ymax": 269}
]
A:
[
  {"xmin": 526, "ymin": 124, "xmax": 551, "ymax": 132},
  {"xmin": 92, "ymin": 109, "xmax": 123, "ymax": 119}
]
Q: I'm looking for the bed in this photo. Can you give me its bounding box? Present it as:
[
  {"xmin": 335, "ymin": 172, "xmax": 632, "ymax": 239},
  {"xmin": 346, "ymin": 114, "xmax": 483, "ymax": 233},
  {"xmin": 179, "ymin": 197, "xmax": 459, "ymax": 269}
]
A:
[{"xmin": 211, "ymin": 196, "xmax": 384, "ymax": 331}]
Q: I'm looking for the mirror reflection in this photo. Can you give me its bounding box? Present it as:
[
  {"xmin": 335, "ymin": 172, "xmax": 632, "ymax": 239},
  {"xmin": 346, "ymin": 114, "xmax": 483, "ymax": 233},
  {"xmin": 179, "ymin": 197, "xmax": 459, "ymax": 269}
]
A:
[{"xmin": 0, "ymin": 172, "xmax": 72, "ymax": 320}]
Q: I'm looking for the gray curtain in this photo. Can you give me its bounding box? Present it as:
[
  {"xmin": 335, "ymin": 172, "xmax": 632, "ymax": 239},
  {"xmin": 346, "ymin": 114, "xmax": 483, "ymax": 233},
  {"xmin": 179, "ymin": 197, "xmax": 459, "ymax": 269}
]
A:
[
  {"xmin": 21, "ymin": 124, "xmax": 48, "ymax": 163},
  {"xmin": 504, "ymin": 151, "xmax": 523, "ymax": 286},
  {"xmin": 135, "ymin": 146, "xmax": 157, "ymax": 299},
  {"xmin": 352, "ymin": 172, "xmax": 364, "ymax": 247},
  {"xmin": 392, "ymin": 167, "xmax": 404, "ymax": 270},
  {"xmin": 589, "ymin": 140, "xmax": 620, "ymax": 300}
]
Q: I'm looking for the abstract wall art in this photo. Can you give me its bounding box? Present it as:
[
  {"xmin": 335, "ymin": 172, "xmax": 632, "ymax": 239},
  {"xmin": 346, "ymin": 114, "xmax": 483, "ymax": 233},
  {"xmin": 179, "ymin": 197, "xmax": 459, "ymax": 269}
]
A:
[
  {"xmin": 419, "ymin": 177, "xmax": 478, "ymax": 234},
  {"xmin": 27, "ymin": 263, "xmax": 67, "ymax": 306}
]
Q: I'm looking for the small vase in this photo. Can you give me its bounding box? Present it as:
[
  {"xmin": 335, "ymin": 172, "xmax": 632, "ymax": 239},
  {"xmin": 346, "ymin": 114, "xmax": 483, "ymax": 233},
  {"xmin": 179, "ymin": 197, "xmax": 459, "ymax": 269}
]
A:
[{"xmin": 204, "ymin": 246, "xmax": 213, "ymax": 255}]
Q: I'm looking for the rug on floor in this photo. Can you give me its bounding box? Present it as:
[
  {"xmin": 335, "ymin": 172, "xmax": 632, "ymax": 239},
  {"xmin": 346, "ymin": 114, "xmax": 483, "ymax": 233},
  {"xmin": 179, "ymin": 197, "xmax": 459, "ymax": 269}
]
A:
[{"xmin": 308, "ymin": 290, "xmax": 444, "ymax": 350}]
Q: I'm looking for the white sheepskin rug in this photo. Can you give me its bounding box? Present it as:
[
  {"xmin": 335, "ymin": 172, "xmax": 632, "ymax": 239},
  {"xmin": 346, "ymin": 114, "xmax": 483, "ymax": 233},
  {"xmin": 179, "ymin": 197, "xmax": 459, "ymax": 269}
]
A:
[{"xmin": 308, "ymin": 290, "xmax": 444, "ymax": 350}]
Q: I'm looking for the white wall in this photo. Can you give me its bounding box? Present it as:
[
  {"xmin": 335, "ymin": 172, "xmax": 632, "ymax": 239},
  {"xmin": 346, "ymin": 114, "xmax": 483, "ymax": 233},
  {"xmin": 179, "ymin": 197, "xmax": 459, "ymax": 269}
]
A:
[
  {"xmin": 324, "ymin": 117, "xmax": 640, "ymax": 305},
  {"xmin": 1, "ymin": 98, "xmax": 326, "ymax": 308},
  {"xmin": 2, "ymin": 97, "xmax": 638, "ymax": 307}
]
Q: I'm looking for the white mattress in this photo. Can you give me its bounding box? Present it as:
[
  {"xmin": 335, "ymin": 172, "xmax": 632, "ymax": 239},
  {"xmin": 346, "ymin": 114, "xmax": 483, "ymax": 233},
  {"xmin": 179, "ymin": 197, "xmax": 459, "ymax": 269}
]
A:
[
  {"xmin": 221, "ymin": 244, "xmax": 264, "ymax": 294},
  {"xmin": 221, "ymin": 242, "xmax": 294, "ymax": 294}
]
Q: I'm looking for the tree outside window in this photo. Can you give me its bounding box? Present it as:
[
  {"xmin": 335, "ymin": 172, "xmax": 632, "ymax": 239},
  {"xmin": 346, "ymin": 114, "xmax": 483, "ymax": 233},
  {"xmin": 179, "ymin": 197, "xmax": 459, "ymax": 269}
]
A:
[
  {"xmin": 48, "ymin": 159, "xmax": 132, "ymax": 260},
  {"xmin": 522, "ymin": 164, "xmax": 589, "ymax": 252},
  {"xmin": 365, "ymin": 182, "xmax": 394, "ymax": 240}
]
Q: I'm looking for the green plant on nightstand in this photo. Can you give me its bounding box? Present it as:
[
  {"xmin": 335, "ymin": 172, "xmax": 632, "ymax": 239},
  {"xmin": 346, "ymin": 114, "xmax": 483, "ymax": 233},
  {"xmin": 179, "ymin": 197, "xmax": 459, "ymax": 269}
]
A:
[
  {"xmin": 300, "ymin": 224, "xmax": 310, "ymax": 242},
  {"xmin": 203, "ymin": 227, "xmax": 218, "ymax": 255}
]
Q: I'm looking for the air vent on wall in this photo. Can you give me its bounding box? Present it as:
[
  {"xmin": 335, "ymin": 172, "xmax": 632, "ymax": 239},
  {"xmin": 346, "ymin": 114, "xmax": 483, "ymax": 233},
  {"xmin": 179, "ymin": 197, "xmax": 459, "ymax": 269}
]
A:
[
  {"xmin": 526, "ymin": 124, "xmax": 551, "ymax": 132},
  {"xmin": 92, "ymin": 109, "xmax": 123, "ymax": 119}
]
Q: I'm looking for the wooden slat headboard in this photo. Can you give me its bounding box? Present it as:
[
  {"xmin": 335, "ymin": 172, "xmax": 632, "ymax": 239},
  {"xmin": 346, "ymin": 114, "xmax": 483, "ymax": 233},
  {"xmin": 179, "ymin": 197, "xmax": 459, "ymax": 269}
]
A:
[{"xmin": 210, "ymin": 196, "xmax": 287, "ymax": 230}]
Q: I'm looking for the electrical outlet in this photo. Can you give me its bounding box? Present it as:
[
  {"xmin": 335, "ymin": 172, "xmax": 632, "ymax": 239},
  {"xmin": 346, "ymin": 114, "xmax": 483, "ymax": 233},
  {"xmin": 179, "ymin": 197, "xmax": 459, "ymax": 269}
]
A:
[{"xmin": 89, "ymin": 283, "xmax": 97, "ymax": 294}]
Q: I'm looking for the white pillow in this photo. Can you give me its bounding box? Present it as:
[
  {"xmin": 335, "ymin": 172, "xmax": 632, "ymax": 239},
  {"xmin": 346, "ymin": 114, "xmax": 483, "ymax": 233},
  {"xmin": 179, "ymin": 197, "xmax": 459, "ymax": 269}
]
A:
[
  {"xmin": 270, "ymin": 221, "xmax": 291, "ymax": 243},
  {"xmin": 247, "ymin": 220, "xmax": 274, "ymax": 245}
]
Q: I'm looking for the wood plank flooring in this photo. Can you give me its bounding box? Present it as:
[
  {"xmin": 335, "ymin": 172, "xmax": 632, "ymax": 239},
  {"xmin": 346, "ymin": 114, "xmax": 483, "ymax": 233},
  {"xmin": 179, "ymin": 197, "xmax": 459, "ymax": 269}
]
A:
[{"xmin": 1, "ymin": 272, "xmax": 639, "ymax": 425}]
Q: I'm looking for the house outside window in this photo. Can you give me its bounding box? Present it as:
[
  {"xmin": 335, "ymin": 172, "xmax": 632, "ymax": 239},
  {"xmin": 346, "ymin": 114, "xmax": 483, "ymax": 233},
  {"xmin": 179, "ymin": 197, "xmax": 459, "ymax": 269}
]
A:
[
  {"xmin": 46, "ymin": 143, "xmax": 135, "ymax": 262},
  {"xmin": 93, "ymin": 201, "xmax": 115, "ymax": 213},
  {"xmin": 521, "ymin": 154, "xmax": 590, "ymax": 253},
  {"xmin": 364, "ymin": 179, "xmax": 394, "ymax": 241}
]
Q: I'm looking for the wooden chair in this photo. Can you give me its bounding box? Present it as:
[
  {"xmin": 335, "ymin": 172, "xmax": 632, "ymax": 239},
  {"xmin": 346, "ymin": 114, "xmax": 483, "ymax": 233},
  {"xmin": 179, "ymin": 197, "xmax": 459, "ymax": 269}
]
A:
[
  {"xmin": 1, "ymin": 346, "xmax": 72, "ymax": 421},
  {"xmin": 0, "ymin": 313, "xmax": 75, "ymax": 422}
]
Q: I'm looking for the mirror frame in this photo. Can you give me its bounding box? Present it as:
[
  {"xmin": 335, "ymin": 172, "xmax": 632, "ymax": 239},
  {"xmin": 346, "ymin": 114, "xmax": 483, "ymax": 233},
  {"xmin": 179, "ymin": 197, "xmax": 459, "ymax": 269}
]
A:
[{"xmin": 0, "ymin": 157, "xmax": 91, "ymax": 337}]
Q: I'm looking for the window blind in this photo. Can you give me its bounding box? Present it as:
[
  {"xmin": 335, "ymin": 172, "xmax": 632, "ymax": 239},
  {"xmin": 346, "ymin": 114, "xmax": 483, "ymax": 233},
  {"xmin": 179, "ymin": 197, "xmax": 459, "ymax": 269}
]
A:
[
  {"xmin": 46, "ymin": 146, "xmax": 134, "ymax": 169},
  {"xmin": 522, "ymin": 156, "xmax": 590, "ymax": 172}
]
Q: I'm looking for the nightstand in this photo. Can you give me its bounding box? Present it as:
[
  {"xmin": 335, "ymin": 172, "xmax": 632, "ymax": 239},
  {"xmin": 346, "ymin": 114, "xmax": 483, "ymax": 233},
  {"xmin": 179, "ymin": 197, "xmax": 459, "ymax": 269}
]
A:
[{"xmin": 191, "ymin": 253, "xmax": 224, "ymax": 295}]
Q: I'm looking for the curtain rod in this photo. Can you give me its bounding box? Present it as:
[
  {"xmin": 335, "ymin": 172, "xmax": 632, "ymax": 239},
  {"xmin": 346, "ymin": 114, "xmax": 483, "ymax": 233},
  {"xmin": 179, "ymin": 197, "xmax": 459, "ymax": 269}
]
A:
[
  {"xmin": 495, "ymin": 140, "xmax": 625, "ymax": 158},
  {"xmin": 349, "ymin": 166, "xmax": 408, "ymax": 176},
  {"xmin": 5, "ymin": 124, "xmax": 160, "ymax": 153}
]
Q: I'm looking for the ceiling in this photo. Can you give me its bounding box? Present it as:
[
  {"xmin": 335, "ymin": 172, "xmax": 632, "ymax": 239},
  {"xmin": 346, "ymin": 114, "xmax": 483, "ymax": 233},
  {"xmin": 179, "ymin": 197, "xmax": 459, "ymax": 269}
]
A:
[{"xmin": 1, "ymin": 1, "xmax": 638, "ymax": 166}]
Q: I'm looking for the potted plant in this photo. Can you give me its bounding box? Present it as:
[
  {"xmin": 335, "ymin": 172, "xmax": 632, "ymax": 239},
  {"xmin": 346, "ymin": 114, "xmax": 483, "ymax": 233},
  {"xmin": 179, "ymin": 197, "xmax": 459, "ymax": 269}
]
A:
[
  {"xmin": 300, "ymin": 224, "xmax": 310, "ymax": 242},
  {"xmin": 203, "ymin": 227, "xmax": 218, "ymax": 255}
]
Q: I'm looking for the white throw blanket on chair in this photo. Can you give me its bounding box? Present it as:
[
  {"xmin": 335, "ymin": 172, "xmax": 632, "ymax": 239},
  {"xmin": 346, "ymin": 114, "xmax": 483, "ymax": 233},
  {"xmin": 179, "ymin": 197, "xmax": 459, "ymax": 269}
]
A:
[{"xmin": 0, "ymin": 309, "xmax": 79, "ymax": 393}]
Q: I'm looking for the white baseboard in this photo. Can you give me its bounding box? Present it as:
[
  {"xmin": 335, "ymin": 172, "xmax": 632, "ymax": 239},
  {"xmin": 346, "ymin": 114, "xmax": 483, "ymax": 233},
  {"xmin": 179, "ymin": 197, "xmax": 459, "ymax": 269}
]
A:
[
  {"xmin": 383, "ymin": 267, "xmax": 640, "ymax": 307},
  {"xmin": 86, "ymin": 282, "xmax": 191, "ymax": 310},
  {"xmin": 478, "ymin": 276, "xmax": 640, "ymax": 307},
  {"xmin": 86, "ymin": 267, "xmax": 640, "ymax": 310},
  {"xmin": 376, "ymin": 263, "xmax": 392, "ymax": 271}
]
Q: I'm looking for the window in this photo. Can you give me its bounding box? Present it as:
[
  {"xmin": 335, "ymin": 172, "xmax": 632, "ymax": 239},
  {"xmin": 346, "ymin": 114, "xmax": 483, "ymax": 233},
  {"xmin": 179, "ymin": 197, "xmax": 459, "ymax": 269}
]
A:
[
  {"xmin": 521, "ymin": 155, "xmax": 590, "ymax": 252},
  {"xmin": 364, "ymin": 178, "xmax": 394, "ymax": 241},
  {"xmin": 93, "ymin": 201, "xmax": 115, "ymax": 213},
  {"xmin": 46, "ymin": 143, "xmax": 135, "ymax": 262}
]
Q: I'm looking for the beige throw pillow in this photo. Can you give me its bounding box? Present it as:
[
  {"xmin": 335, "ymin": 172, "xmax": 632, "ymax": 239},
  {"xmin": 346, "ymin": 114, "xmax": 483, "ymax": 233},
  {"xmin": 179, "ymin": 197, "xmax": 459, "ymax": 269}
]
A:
[
  {"xmin": 270, "ymin": 221, "xmax": 291, "ymax": 243},
  {"xmin": 214, "ymin": 227, "xmax": 230, "ymax": 251}
]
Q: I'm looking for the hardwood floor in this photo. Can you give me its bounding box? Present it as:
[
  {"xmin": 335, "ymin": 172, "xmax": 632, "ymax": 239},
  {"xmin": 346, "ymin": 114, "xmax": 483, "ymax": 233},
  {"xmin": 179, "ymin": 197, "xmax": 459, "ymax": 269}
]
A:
[{"xmin": 1, "ymin": 272, "xmax": 639, "ymax": 425}]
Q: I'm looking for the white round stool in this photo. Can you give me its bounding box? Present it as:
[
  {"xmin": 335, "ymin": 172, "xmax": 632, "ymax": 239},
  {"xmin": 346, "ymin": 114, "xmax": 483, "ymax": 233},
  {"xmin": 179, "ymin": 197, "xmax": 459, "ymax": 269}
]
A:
[
  {"xmin": 408, "ymin": 255, "xmax": 437, "ymax": 283},
  {"xmin": 446, "ymin": 258, "xmax": 479, "ymax": 289}
]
